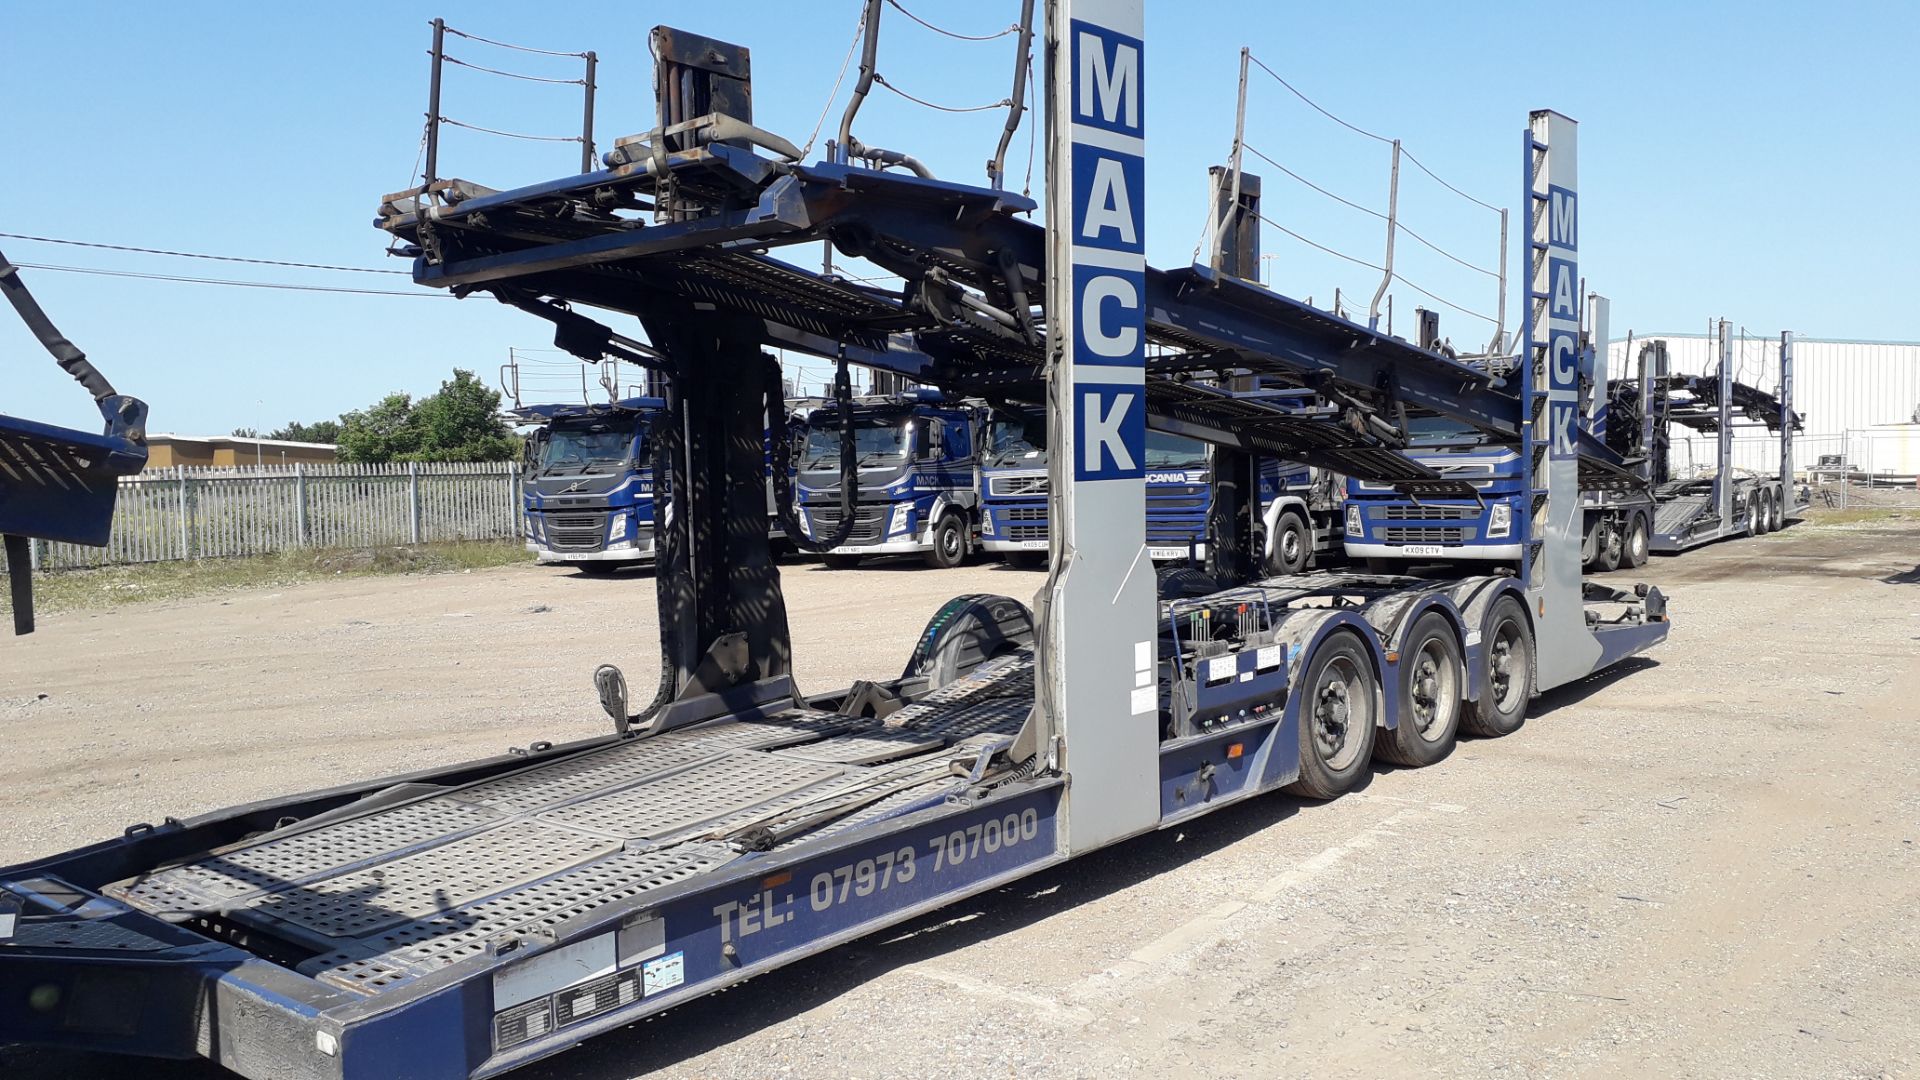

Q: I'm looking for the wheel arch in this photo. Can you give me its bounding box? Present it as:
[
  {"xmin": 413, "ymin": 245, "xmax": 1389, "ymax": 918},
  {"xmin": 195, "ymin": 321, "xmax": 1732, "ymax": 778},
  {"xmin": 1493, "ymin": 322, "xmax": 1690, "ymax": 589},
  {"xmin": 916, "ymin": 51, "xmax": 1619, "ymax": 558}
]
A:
[{"xmin": 1277, "ymin": 608, "xmax": 1394, "ymax": 734}]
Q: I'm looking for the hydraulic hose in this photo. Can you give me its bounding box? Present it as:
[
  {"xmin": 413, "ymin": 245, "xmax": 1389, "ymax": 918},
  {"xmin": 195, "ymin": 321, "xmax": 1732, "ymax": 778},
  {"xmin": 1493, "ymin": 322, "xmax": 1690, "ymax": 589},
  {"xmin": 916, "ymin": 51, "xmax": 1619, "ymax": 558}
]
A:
[
  {"xmin": 764, "ymin": 347, "xmax": 860, "ymax": 552},
  {"xmin": 0, "ymin": 249, "xmax": 116, "ymax": 401}
]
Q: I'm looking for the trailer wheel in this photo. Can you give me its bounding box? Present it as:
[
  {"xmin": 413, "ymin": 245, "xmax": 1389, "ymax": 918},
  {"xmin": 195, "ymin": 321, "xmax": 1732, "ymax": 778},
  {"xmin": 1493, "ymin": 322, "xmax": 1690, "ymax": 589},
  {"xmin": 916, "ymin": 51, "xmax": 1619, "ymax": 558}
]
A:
[
  {"xmin": 1263, "ymin": 511, "xmax": 1312, "ymax": 576},
  {"xmin": 1580, "ymin": 515, "xmax": 1601, "ymax": 567},
  {"xmin": 1286, "ymin": 631, "xmax": 1378, "ymax": 799},
  {"xmin": 1376, "ymin": 612, "xmax": 1462, "ymax": 768},
  {"xmin": 823, "ymin": 553, "xmax": 862, "ymax": 570},
  {"xmin": 1461, "ymin": 595, "xmax": 1533, "ymax": 738},
  {"xmin": 1762, "ymin": 490, "xmax": 1780, "ymax": 533},
  {"xmin": 1594, "ymin": 521, "xmax": 1623, "ymax": 573},
  {"xmin": 1623, "ymin": 512, "xmax": 1650, "ymax": 568},
  {"xmin": 1745, "ymin": 494, "xmax": 1761, "ymax": 536},
  {"xmin": 924, "ymin": 513, "xmax": 967, "ymax": 569}
]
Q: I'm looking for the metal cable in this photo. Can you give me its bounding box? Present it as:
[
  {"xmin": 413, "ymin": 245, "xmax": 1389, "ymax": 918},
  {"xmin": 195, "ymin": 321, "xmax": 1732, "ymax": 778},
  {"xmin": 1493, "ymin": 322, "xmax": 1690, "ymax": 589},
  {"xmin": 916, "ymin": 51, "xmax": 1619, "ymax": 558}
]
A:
[
  {"xmin": 1389, "ymin": 272, "xmax": 1497, "ymax": 325},
  {"xmin": 1245, "ymin": 52, "xmax": 1502, "ymax": 216},
  {"xmin": 0, "ymin": 232, "xmax": 409, "ymax": 275},
  {"xmin": 883, "ymin": 0, "xmax": 1020, "ymax": 41},
  {"xmin": 437, "ymin": 116, "xmax": 583, "ymax": 143},
  {"xmin": 1400, "ymin": 147, "xmax": 1503, "ymax": 214},
  {"xmin": 443, "ymin": 25, "xmax": 587, "ymax": 59},
  {"xmin": 1392, "ymin": 219, "xmax": 1500, "ymax": 278},
  {"xmin": 1245, "ymin": 53, "xmax": 1392, "ymax": 145},
  {"xmin": 1241, "ymin": 144, "xmax": 1386, "ymax": 220},
  {"xmin": 13, "ymin": 262, "xmax": 447, "ymax": 298},
  {"xmin": 799, "ymin": 8, "xmax": 869, "ymax": 158},
  {"xmin": 1255, "ymin": 212, "xmax": 1386, "ymax": 272},
  {"xmin": 872, "ymin": 73, "xmax": 1010, "ymax": 113},
  {"xmin": 441, "ymin": 54, "xmax": 585, "ymax": 85}
]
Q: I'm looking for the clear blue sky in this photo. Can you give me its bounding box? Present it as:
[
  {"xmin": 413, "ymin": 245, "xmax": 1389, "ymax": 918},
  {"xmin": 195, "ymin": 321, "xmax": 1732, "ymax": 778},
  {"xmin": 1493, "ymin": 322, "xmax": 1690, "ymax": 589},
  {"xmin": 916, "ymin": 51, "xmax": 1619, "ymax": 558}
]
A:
[{"xmin": 4, "ymin": 1, "xmax": 1914, "ymax": 434}]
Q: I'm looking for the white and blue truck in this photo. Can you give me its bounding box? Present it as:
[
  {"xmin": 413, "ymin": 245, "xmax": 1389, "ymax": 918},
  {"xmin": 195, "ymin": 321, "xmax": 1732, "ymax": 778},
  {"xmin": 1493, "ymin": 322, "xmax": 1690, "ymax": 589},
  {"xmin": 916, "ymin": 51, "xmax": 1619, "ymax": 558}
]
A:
[
  {"xmin": 791, "ymin": 389, "xmax": 981, "ymax": 569},
  {"xmin": 977, "ymin": 403, "xmax": 1222, "ymax": 568},
  {"xmin": 0, "ymin": 11, "xmax": 1668, "ymax": 1079},
  {"xmin": 513, "ymin": 397, "xmax": 665, "ymax": 573}
]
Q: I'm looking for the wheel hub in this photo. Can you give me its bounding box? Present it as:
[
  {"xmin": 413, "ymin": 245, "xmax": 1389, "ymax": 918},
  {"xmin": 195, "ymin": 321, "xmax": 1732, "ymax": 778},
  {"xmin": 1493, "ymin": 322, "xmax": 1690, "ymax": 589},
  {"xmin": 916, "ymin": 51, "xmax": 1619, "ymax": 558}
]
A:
[{"xmin": 1314, "ymin": 680, "xmax": 1350, "ymax": 756}]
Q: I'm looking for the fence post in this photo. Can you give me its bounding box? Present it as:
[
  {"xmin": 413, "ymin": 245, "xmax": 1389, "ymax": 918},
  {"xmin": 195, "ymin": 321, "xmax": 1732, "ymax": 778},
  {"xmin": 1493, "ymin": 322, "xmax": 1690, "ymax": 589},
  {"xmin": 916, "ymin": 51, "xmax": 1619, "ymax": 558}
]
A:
[
  {"xmin": 177, "ymin": 466, "xmax": 192, "ymax": 559},
  {"xmin": 509, "ymin": 462, "xmax": 522, "ymax": 538},
  {"xmin": 408, "ymin": 461, "xmax": 422, "ymax": 544},
  {"xmin": 295, "ymin": 463, "xmax": 310, "ymax": 546}
]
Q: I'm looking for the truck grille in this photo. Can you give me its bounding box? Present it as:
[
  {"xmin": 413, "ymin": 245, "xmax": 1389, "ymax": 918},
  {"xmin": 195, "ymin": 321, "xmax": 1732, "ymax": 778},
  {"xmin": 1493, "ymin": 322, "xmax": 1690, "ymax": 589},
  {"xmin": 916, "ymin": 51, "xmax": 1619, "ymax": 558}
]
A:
[
  {"xmin": 1383, "ymin": 526, "xmax": 1469, "ymax": 544},
  {"xmin": 989, "ymin": 475, "xmax": 1048, "ymax": 497},
  {"xmin": 1003, "ymin": 506, "xmax": 1047, "ymax": 522},
  {"xmin": 1007, "ymin": 525, "xmax": 1047, "ymax": 542},
  {"xmin": 1381, "ymin": 505, "xmax": 1478, "ymax": 521},
  {"xmin": 548, "ymin": 511, "xmax": 607, "ymax": 552},
  {"xmin": 807, "ymin": 504, "xmax": 887, "ymax": 543},
  {"xmin": 1148, "ymin": 483, "xmax": 1208, "ymax": 509}
]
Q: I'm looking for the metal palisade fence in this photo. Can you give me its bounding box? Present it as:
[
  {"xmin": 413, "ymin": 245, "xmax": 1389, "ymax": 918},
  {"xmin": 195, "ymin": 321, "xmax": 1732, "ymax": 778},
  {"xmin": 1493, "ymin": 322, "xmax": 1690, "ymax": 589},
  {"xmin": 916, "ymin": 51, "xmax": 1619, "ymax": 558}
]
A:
[{"xmin": 12, "ymin": 462, "xmax": 523, "ymax": 571}]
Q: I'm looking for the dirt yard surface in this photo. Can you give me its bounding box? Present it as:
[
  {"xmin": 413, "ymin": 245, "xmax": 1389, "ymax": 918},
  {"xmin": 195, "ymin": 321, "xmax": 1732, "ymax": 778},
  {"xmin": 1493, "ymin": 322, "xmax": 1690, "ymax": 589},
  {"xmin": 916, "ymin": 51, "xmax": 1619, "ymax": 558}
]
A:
[{"xmin": 4, "ymin": 516, "xmax": 1917, "ymax": 1080}]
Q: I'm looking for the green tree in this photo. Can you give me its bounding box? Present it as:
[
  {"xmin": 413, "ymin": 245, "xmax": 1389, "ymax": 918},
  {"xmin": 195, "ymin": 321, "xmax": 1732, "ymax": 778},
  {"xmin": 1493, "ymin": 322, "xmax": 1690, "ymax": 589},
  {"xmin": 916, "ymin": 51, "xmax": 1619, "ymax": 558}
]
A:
[
  {"xmin": 270, "ymin": 419, "xmax": 342, "ymax": 444},
  {"xmin": 406, "ymin": 369, "xmax": 517, "ymax": 462},
  {"xmin": 335, "ymin": 392, "xmax": 422, "ymax": 463}
]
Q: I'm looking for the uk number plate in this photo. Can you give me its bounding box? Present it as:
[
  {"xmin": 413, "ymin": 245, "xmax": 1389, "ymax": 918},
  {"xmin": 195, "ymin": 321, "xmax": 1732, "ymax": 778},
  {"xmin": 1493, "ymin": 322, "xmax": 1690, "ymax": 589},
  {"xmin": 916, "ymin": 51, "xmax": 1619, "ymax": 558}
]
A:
[{"xmin": 1398, "ymin": 545, "xmax": 1446, "ymax": 557}]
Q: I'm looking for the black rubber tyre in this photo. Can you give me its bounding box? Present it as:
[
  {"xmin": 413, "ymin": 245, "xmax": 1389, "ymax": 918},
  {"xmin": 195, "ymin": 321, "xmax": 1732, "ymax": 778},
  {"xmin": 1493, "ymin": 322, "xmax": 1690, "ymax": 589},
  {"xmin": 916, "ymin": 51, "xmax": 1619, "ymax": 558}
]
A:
[
  {"xmin": 1745, "ymin": 494, "xmax": 1761, "ymax": 536},
  {"xmin": 1593, "ymin": 521, "xmax": 1623, "ymax": 573},
  {"xmin": 923, "ymin": 513, "xmax": 967, "ymax": 569},
  {"xmin": 822, "ymin": 553, "xmax": 863, "ymax": 570},
  {"xmin": 1763, "ymin": 491, "xmax": 1780, "ymax": 533},
  {"xmin": 1623, "ymin": 512, "xmax": 1651, "ymax": 569},
  {"xmin": 1156, "ymin": 564, "xmax": 1224, "ymax": 600},
  {"xmin": 1263, "ymin": 511, "xmax": 1312, "ymax": 576},
  {"xmin": 1376, "ymin": 612, "xmax": 1463, "ymax": 768},
  {"xmin": 1460, "ymin": 595, "xmax": 1534, "ymax": 738},
  {"xmin": 1580, "ymin": 515, "xmax": 1600, "ymax": 567},
  {"xmin": 1004, "ymin": 550, "xmax": 1047, "ymax": 570},
  {"xmin": 576, "ymin": 562, "xmax": 621, "ymax": 576},
  {"xmin": 1286, "ymin": 631, "xmax": 1379, "ymax": 799}
]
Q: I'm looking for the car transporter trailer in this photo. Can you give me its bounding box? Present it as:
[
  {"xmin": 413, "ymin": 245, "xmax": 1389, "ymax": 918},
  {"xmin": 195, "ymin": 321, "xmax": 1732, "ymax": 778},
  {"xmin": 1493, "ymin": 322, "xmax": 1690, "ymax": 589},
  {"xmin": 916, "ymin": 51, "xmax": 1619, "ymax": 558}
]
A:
[{"xmin": 0, "ymin": 6, "xmax": 1668, "ymax": 1078}]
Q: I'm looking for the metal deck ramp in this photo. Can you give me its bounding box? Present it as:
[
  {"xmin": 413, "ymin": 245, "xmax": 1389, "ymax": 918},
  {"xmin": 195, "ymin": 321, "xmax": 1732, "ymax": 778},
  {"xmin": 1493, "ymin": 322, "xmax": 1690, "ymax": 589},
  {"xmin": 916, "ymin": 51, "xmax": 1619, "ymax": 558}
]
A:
[{"xmin": 109, "ymin": 651, "xmax": 1036, "ymax": 999}]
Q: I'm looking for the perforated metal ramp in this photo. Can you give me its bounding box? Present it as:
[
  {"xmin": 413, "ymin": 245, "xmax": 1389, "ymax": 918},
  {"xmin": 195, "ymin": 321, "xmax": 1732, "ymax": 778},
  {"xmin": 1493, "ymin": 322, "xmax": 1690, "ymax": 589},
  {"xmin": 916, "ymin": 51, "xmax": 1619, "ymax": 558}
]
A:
[{"xmin": 111, "ymin": 657, "xmax": 1040, "ymax": 1000}]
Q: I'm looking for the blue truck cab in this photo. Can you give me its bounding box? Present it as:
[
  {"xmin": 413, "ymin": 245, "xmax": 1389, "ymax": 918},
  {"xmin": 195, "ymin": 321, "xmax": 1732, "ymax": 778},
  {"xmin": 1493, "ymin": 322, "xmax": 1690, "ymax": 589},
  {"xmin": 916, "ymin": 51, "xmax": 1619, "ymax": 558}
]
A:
[
  {"xmin": 1144, "ymin": 432, "xmax": 1212, "ymax": 561},
  {"xmin": 1342, "ymin": 418, "xmax": 1524, "ymax": 566},
  {"xmin": 514, "ymin": 397, "xmax": 666, "ymax": 573},
  {"xmin": 792, "ymin": 390, "xmax": 981, "ymax": 569},
  {"xmin": 976, "ymin": 410, "xmax": 1215, "ymax": 567},
  {"xmin": 976, "ymin": 404, "xmax": 1051, "ymax": 567}
]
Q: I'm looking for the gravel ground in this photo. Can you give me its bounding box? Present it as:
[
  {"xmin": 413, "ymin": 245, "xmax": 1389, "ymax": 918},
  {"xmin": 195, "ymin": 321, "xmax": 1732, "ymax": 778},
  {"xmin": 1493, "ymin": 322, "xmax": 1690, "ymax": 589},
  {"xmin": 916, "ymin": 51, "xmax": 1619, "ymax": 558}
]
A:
[{"xmin": 4, "ymin": 515, "xmax": 1917, "ymax": 1080}]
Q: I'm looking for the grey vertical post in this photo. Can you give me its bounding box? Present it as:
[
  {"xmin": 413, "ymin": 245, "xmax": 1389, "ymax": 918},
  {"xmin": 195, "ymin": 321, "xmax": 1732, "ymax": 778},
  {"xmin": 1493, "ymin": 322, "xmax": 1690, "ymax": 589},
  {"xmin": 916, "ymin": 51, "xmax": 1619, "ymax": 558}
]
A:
[
  {"xmin": 1779, "ymin": 331, "xmax": 1795, "ymax": 513},
  {"xmin": 1716, "ymin": 319, "xmax": 1733, "ymax": 530},
  {"xmin": 409, "ymin": 461, "xmax": 422, "ymax": 544},
  {"xmin": 1523, "ymin": 108, "xmax": 1601, "ymax": 690},
  {"xmin": 295, "ymin": 463, "xmax": 309, "ymax": 546},
  {"xmin": 425, "ymin": 18, "xmax": 445, "ymax": 189},
  {"xmin": 580, "ymin": 51, "xmax": 598, "ymax": 173},
  {"xmin": 1638, "ymin": 340, "xmax": 1657, "ymax": 484},
  {"xmin": 177, "ymin": 466, "xmax": 191, "ymax": 559},
  {"xmin": 1210, "ymin": 48, "xmax": 1250, "ymax": 276},
  {"xmin": 1367, "ymin": 139, "xmax": 1401, "ymax": 330},
  {"xmin": 1038, "ymin": 0, "xmax": 1158, "ymax": 854},
  {"xmin": 1493, "ymin": 207, "xmax": 1509, "ymax": 353}
]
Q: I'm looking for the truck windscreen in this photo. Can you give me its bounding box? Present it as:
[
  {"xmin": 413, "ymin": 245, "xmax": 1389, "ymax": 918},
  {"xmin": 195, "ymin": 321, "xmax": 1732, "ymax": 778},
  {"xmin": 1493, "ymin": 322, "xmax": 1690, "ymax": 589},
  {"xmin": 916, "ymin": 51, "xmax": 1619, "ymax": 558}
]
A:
[
  {"xmin": 539, "ymin": 425, "xmax": 639, "ymax": 473},
  {"xmin": 986, "ymin": 414, "xmax": 1043, "ymax": 466},
  {"xmin": 802, "ymin": 418, "xmax": 907, "ymax": 468},
  {"xmin": 1144, "ymin": 431, "xmax": 1207, "ymax": 470}
]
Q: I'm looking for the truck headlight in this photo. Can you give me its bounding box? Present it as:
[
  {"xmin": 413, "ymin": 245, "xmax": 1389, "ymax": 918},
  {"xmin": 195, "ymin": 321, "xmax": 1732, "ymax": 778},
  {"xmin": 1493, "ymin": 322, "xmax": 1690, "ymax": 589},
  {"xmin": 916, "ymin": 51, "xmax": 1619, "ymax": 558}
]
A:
[
  {"xmin": 889, "ymin": 503, "xmax": 912, "ymax": 537},
  {"xmin": 1345, "ymin": 504, "xmax": 1362, "ymax": 537},
  {"xmin": 1487, "ymin": 502, "xmax": 1512, "ymax": 538}
]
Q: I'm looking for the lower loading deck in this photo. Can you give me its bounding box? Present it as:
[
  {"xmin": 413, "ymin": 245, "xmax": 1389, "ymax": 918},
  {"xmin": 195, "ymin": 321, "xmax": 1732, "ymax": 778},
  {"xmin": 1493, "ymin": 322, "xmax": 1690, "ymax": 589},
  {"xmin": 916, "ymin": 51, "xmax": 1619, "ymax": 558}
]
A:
[
  {"xmin": 0, "ymin": 575, "xmax": 1665, "ymax": 1079},
  {"xmin": 110, "ymin": 652, "xmax": 1039, "ymax": 1001}
]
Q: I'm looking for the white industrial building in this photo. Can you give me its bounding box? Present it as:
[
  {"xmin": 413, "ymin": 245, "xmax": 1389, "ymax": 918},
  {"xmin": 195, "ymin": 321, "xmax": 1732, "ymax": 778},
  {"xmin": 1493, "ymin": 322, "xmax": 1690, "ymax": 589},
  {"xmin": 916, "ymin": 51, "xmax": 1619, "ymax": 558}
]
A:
[{"xmin": 1605, "ymin": 333, "xmax": 1920, "ymax": 483}]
